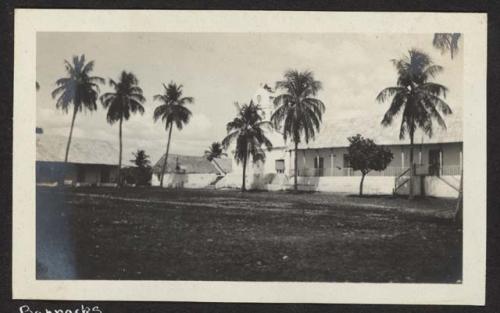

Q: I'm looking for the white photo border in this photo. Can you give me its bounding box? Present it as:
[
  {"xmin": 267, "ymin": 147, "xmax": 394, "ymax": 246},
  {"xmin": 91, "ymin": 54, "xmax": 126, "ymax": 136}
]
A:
[{"xmin": 13, "ymin": 9, "xmax": 487, "ymax": 305}]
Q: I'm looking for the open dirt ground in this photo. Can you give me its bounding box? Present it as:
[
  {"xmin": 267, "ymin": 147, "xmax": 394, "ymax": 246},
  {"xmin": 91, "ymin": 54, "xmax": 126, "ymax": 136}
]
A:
[{"xmin": 36, "ymin": 187, "xmax": 462, "ymax": 282}]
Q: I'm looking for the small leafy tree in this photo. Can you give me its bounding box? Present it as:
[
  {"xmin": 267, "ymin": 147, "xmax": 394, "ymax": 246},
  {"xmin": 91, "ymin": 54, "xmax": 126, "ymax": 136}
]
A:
[{"xmin": 347, "ymin": 134, "xmax": 393, "ymax": 196}]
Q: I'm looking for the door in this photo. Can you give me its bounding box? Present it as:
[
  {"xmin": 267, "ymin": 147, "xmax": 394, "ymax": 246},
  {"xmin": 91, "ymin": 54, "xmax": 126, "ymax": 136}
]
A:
[
  {"xmin": 314, "ymin": 157, "xmax": 324, "ymax": 176},
  {"xmin": 101, "ymin": 167, "xmax": 110, "ymax": 183},
  {"xmin": 429, "ymin": 149, "xmax": 441, "ymax": 176},
  {"xmin": 77, "ymin": 166, "xmax": 86, "ymax": 182}
]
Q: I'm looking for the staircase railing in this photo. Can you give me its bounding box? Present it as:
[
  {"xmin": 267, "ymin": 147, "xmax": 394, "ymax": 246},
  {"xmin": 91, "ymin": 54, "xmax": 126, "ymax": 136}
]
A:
[
  {"xmin": 393, "ymin": 167, "xmax": 411, "ymax": 193},
  {"xmin": 437, "ymin": 175, "xmax": 460, "ymax": 192}
]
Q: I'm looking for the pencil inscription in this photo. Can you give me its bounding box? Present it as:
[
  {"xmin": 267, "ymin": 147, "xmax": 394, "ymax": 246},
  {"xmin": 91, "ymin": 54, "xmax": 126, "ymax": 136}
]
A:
[{"xmin": 19, "ymin": 304, "xmax": 102, "ymax": 313}]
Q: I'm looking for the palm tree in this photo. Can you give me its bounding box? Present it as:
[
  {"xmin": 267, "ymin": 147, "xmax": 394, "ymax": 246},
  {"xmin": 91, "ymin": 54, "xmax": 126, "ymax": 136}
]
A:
[
  {"xmin": 271, "ymin": 70, "xmax": 325, "ymax": 191},
  {"xmin": 130, "ymin": 149, "xmax": 151, "ymax": 168},
  {"xmin": 100, "ymin": 71, "xmax": 146, "ymax": 186},
  {"xmin": 204, "ymin": 142, "xmax": 228, "ymax": 175},
  {"xmin": 204, "ymin": 142, "xmax": 227, "ymax": 161},
  {"xmin": 51, "ymin": 55, "xmax": 104, "ymax": 163},
  {"xmin": 222, "ymin": 101, "xmax": 272, "ymax": 191},
  {"xmin": 153, "ymin": 82, "xmax": 194, "ymax": 187},
  {"xmin": 376, "ymin": 49, "xmax": 452, "ymax": 199},
  {"xmin": 433, "ymin": 33, "xmax": 461, "ymax": 59}
]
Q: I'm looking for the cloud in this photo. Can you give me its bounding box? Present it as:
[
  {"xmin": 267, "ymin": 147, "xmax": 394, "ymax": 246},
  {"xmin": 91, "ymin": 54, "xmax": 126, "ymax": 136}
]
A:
[
  {"xmin": 288, "ymin": 39, "xmax": 332, "ymax": 62},
  {"xmin": 182, "ymin": 113, "xmax": 213, "ymax": 136}
]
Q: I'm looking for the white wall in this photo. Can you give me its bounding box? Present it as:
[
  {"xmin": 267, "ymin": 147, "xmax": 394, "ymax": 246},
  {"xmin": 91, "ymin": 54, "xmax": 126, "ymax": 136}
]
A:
[
  {"xmin": 152, "ymin": 173, "xmax": 218, "ymax": 189},
  {"xmin": 296, "ymin": 176, "xmax": 395, "ymax": 194},
  {"xmin": 215, "ymin": 172, "xmax": 276, "ymax": 190},
  {"xmin": 229, "ymin": 147, "xmax": 289, "ymax": 179},
  {"xmin": 179, "ymin": 170, "xmax": 460, "ymax": 198}
]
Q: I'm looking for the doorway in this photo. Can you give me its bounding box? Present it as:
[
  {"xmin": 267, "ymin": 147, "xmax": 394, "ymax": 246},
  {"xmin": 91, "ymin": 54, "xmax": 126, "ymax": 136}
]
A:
[
  {"xmin": 314, "ymin": 156, "xmax": 324, "ymax": 176},
  {"xmin": 429, "ymin": 149, "xmax": 441, "ymax": 176},
  {"xmin": 101, "ymin": 167, "xmax": 111, "ymax": 183}
]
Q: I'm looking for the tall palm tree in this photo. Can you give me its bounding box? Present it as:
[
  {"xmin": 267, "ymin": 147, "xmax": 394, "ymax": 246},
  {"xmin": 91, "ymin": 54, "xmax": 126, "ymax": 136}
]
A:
[
  {"xmin": 433, "ymin": 33, "xmax": 461, "ymax": 59},
  {"xmin": 100, "ymin": 71, "xmax": 146, "ymax": 186},
  {"xmin": 271, "ymin": 70, "xmax": 325, "ymax": 191},
  {"xmin": 51, "ymin": 55, "xmax": 104, "ymax": 163},
  {"xmin": 376, "ymin": 49, "xmax": 452, "ymax": 199},
  {"xmin": 153, "ymin": 82, "xmax": 194, "ymax": 187},
  {"xmin": 222, "ymin": 101, "xmax": 272, "ymax": 191},
  {"xmin": 204, "ymin": 142, "xmax": 228, "ymax": 175}
]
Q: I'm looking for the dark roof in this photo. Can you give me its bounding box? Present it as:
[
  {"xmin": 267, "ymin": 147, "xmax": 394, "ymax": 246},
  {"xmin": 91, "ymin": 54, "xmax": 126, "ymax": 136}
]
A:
[
  {"xmin": 153, "ymin": 154, "xmax": 232, "ymax": 174},
  {"xmin": 36, "ymin": 134, "xmax": 119, "ymax": 165}
]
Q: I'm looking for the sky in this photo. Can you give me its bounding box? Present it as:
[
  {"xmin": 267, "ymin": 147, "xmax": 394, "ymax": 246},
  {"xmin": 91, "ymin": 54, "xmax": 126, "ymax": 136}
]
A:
[{"xmin": 36, "ymin": 32, "xmax": 463, "ymax": 165}]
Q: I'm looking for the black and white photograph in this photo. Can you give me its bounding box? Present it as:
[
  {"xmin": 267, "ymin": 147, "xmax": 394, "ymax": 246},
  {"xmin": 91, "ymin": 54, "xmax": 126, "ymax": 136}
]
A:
[{"xmin": 11, "ymin": 10, "xmax": 487, "ymax": 304}]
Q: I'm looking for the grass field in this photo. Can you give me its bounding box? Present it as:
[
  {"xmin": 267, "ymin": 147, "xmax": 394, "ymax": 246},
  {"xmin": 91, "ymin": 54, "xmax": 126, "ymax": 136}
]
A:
[{"xmin": 36, "ymin": 186, "xmax": 462, "ymax": 282}]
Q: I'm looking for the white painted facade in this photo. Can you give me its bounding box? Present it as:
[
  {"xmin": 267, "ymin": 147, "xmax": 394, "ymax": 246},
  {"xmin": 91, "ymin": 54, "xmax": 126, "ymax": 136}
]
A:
[
  {"xmin": 152, "ymin": 173, "xmax": 218, "ymax": 189},
  {"xmin": 217, "ymin": 84, "xmax": 463, "ymax": 198}
]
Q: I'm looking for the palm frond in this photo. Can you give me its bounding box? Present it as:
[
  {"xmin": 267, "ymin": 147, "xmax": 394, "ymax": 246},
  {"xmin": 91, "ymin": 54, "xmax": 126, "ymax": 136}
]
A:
[{"xmin": 376, "ymin": 87, "xmax": 407, "ymax": 103}]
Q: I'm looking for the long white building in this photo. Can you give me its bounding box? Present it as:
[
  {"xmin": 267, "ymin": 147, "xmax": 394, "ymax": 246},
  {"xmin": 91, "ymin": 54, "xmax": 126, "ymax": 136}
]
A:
[{"xmin": 217, "ymin": 84, "xmax": 463, "ymax": 198}]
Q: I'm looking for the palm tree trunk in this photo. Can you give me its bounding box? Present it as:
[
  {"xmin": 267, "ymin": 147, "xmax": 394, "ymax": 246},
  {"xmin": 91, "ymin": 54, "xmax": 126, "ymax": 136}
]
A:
[
  {"xmin": 60, "ymin": 106, "xmax": 77, "ymax": 187},
  {"xmin": 294, "ymin": 142, "xmax": 298, "ymax": 191},
  {"xmin": 64, "ymin": 106, "xmax": 78, "ymax": 163},
  {"xmin": 242, "ymin": 153, "xmax": 247, "ymax": 192},
  {"xmin": 117, "ymin": 116, "xmax": 123, "ymax": 187},
  {"xmin": 409, "ymin": 133, "xmax": 415, "ymax": 200},
  {"xmin": 212, "ymin": 158, "xmax": 225, "ymax": 175},
  {"xmin": 160, "ymin": 123, "xmax": 173, "ymax": 188}
]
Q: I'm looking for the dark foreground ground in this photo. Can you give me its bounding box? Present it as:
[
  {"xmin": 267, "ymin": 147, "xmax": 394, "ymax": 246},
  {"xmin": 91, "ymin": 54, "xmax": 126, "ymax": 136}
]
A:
[{"xmin": 36, "ymin": 187, "xmax": 462, "ymax": 282}]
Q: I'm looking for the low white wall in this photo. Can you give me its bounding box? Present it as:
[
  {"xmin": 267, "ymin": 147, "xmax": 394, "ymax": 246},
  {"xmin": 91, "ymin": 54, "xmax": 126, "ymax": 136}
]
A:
[
  {"xmin": 152, "ymin": 173, "xmax": 218, "ymax": 189},
  {"xmin": 160, "ymin": 171, "xmax": 460, "ymax": 198},
  {"xmin": 215, "ymin": 172, "xmax": 275, "ymax": 190},
  {"xmin": 424, "ymin": 175, "xmax": 460, "ymax": 198},
  {"xmin": 217, "ymin": 174, "xmax": 394, "ymax": 194},
  {"xmin": 297, "ymin": 176, "xmax": 395, "ymax": 194}
]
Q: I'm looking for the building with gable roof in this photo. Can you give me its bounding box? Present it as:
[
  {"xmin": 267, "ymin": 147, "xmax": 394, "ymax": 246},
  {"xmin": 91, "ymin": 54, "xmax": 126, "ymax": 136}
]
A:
[
  {"xmin": 36, "ymin": 133, "xmax": 120, "ymax": 186},
  {"xmin": 217, "ymin": 84, "xmax": 462, "ymax": 197}
]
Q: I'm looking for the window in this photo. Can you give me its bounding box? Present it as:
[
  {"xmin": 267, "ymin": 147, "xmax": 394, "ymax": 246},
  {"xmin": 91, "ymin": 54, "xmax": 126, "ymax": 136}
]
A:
[
  {"xmin": 275, "ymin": 159, "xmax": 285, "ymax": 173},
  {"xmin": 314, "ymin": 156, "xmax": 324, "ymax": 176}
]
